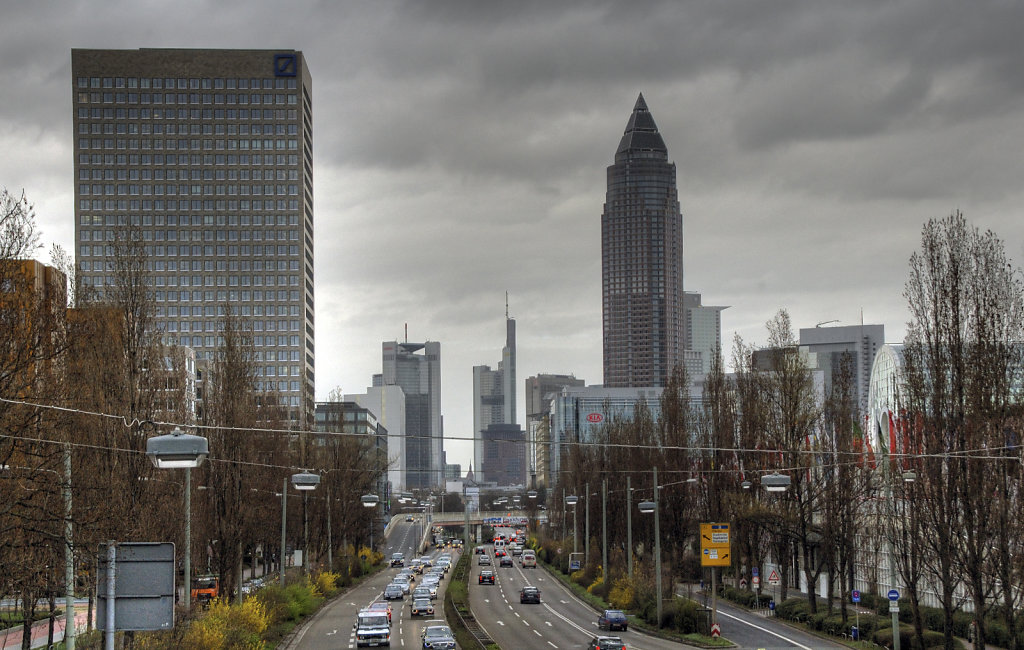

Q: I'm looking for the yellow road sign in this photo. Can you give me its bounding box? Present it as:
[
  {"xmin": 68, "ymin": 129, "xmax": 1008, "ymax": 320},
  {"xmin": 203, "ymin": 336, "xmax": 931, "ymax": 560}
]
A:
[{"xmin": 700, "ymin": 522, "xmax": 731, "ymax": 567}]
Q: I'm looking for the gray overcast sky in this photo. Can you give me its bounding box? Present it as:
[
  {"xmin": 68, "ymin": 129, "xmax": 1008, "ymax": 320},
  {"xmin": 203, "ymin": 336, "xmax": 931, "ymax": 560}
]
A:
[{"xmin": 4, "ymin": 0, "xmax": 1024, "ymax": 471}]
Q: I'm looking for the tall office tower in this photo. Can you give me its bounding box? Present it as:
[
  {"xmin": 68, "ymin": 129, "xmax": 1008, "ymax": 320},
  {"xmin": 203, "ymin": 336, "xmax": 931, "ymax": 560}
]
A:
[
  {"xmin": 524, "ymin": 373, "xmax": 584, "ymax": 488},
  {"xmin": 71, "ymin": 49, "xmax": 315, "ymax": 422},
  {"xmin": 381, "ymin": 340, "xmax": 442, "ymax": 489},
  {"xmin": 601, "ymin": 94, "xmax": 684, "ymax": 388},
  {"xmin": 684, "ymin": 292, "xmax": 728, "ymax": 376},
  {"xmin": 799, "ymin": 324, "xmax": 885, "ymax": 417},
  {"xmin": 472, "ymin": 311, "xmax": 516, "ymax": 479}
]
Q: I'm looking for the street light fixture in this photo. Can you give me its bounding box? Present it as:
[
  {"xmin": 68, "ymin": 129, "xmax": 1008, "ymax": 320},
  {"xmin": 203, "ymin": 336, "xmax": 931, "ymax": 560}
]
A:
[
  {"xmin": 362, "ymin": 493, "xmax": 380, "ymax": 552},
  {"xmin": 638, "ymin": 466, "xmax": 662, "ymax": 627},
  {"xmin": 292, "ymin": 472, "xmax": 319, "ymax": 576},
  {"xmin": 565, "ymin": 494, "xmax": 579, "ymax": 553},
  {"xmin": 761, "ymin": 473, "xmax": 791, "ymax": 492},
  {"xmin": 145, "ymin": 427, "xmax": 209, "ymax": 469},
  {"xmin": 146, "ymin": 427, "xmax": 208, "ymax": 616}
]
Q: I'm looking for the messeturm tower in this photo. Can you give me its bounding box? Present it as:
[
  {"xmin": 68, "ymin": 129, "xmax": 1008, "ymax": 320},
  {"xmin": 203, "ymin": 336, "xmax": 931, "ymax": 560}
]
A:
[{"xmin": 601, "ymin": 94, "xmax": 684, "ymax": 387}]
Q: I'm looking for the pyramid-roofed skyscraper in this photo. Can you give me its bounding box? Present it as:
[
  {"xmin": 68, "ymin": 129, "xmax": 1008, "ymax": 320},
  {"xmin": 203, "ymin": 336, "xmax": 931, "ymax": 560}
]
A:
[{"xmin": 601, "ymin": 94, "xmax": 684, "ymax": 387}]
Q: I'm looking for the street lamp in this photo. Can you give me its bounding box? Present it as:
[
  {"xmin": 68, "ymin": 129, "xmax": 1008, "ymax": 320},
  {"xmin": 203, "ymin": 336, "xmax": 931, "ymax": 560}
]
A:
[
  {"xmin": 638, "ymin": 466, "xmax": 662, "ymax": 627},
  {"xmin": 146, "ymin": 427, "xmax": 208, "ymax": 615},
  {"xmin": 565, "ymin": 494, "xmax": 579, "ymax": 553},
  {"xmin": 761, "ymin": 472, "xmax": 791, "ymax": 492},
  {"xmin": 292, "ymin": 472, "xmax": 320, "ymax": 576},
  {"xmin": 362, "ymin": 493, "xmax": 380, "ymax": 552}
]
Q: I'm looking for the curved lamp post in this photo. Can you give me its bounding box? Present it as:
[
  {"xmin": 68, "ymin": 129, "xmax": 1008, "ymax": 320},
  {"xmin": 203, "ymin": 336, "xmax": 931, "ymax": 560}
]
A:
[{"xmin": 146, "ymin": 427, "xmax": 208, "ymax": 617}]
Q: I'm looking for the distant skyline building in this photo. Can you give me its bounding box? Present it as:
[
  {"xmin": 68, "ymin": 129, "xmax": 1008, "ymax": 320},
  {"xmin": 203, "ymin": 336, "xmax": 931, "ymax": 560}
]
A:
[
  {"xmin": 525, "ymin": 373, "xmax": 585, "ymax": 488},
  {"xmin": 799, "ymin": 323, "xmax": 885, "ymax": 417},
  {"xmin": 313, "ymin": 400, "xmax": 389, "ymax": 502},
  {"xmin": 480, "ymin": 423, "xmax": 526, "ymax": 487},
  {"xmin": 345, "ymin": 385, "xmax": 406, "ymax": 493},
  {"xmin": 472, "ymin": 308, "xmax": 516, "ymax": 482},
  {"xmin": 379, "ymin": 340, "xmax": 442, "ymax": 489},
  {"xmin": 684, "ymin": 292, "xmax": 728, "ymax": 375},
  {"xmin": 71, "ymin": 49, "xmax": 316, "ymax": 423},
  {"xmin": 601, "ymin": 94, "xmax": 685, "ymax": 388}
]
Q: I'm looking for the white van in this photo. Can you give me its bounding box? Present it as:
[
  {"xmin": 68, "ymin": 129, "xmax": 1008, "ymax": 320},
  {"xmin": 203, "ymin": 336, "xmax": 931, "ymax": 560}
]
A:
[{"xmin": 521, "ymin": 550, "xmax": 537, "ymax": 568}]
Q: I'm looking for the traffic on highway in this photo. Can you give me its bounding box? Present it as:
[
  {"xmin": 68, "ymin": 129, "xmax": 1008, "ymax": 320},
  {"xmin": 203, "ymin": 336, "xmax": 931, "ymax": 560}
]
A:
[{"xmin": 291, "ymin": 519, "xmax": 842, "ymax": 649}]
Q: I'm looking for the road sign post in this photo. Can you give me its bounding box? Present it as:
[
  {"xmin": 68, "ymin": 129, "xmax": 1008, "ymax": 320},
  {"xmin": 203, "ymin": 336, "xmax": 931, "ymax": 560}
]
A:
[
  {"xmin": 700, "ymin": 523, "xmax": 731, "ymax": 628},
  {"xmin": 889, "ymin": 588, "xmax": 901, "ymax": 650},
  {"xmin": 852, "ymin": 590, "xmax": 861, "ymax": 639}
]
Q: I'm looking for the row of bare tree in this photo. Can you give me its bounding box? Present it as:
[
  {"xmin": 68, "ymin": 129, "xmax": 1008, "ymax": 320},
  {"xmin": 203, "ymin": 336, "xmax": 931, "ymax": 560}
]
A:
[
  {"xmin": 553, "ymin": 212, "xmax": 1024, "ymax": 650},
  {"xmin": 0, "ymin": 190, "xmax": 386, "ymax": 649}
]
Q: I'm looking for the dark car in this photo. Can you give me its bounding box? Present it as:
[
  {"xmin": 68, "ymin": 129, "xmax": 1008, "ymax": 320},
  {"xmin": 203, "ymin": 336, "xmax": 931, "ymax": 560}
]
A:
[
  {"xmin": 478, "ymin": 570, "xmax": 495, "ymax": 585},
  {"xmin": 474, "ymin": 545, "xmax": 487, "ymax": 555},
  {"xmin": 598, "ymin": 609, "xmax": 628, "ymax": 631},
  {"xmin": 421, "ymin": 622, "xmax": 456, "ymax": 649},
  {"xmin": 588, "ymin": 636, "xmax": 626, "ymax": 650},
  {"xmin": 499, "ymin": 555, "xmax": 513, "ymax": 568},
  {"xmin": 383, "ymin": 584, "xmax": 404, "ymax": 600},
  {"xmin": 519, "ymin": 586, "xmax": 540, "ymax": 604}
]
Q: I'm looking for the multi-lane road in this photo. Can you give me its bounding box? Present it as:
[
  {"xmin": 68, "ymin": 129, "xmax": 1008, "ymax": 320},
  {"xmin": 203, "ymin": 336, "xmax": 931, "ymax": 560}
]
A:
[
  {"xmin": 291, "ymin": 521, "xmax": 844, "ymax": 650},
  {"xmin": 291, "ymin": 517, "xmax": 455, "ymax": 650}
]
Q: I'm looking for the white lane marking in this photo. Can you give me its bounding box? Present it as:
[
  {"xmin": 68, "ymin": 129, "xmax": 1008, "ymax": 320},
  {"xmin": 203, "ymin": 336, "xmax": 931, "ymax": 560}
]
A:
[
  {"xmin": 715, "ymin": 608, "xmax": 816, "ymax": 650},
  {"xmin": 326, "ymin": 628, "xmax": 337, "ymax": 636},
  {"xmin": 496, "ymin": 620, "xmax": 505, "ymax": 626},
  {"xmin": 547, "ymin": 642, "xmax": 558, "ymax": 648},
  {"xmin": 542, "ymin": 601, "xmax": 595, "ymax": 637}
]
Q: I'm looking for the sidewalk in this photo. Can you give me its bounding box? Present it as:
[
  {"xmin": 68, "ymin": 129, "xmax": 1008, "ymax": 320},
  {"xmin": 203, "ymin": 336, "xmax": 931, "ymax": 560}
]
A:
[{"xmin": 1, "ymin": 610, "xmax": 90, "ymax": 650}]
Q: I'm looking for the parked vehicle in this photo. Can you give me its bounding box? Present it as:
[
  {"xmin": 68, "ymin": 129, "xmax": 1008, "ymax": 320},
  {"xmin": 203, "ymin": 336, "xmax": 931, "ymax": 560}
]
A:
[{"xmin": 190, "ymin": 575, "xmax": 218, "ymax": 607}]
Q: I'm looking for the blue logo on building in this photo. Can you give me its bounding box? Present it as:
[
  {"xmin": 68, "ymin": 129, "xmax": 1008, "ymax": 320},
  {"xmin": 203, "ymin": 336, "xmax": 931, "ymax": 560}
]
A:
[{"xmin": 274, "ymin": 54, "xmax": 297, "ymax": 77}]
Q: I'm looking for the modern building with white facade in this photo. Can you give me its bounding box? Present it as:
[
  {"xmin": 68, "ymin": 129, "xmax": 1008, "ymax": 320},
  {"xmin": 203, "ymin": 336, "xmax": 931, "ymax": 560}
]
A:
[
  {"xmin": 345, "ymin": 385, "xmax": 407, "ymax": 493},
  {"xmin": 684, "ymin": 292, "xmax": 727, "ymax": 375},
  {"xmin": 799, "ymin": 323, "xmax": 884, "ymax": 416}
]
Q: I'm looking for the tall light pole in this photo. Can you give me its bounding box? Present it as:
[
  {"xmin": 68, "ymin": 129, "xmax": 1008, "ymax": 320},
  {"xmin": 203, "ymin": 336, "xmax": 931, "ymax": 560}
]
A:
[
  {"xmin": 279, "ymin": 478, "xmax": 288, "ymax": 587},
  {"xmin": 626, "ymin": 475, "xmax": 633, "ymax": 582},
  {"xmin": 638, "ymin": 466, "xmax": 661, "ymax": 627},
  {"xmin": 146, "ymin": 427, "xmax": 209, "ymax": 614},
  {"xmin": 291, "ymin": 471, "xmax": 320, "ymax": 576},
  {"xmin": 63, "ymin": 444, "xmax": 75, "ymax": 650},
  {"xmin": 584, "ymin": 482, "xmax": 590, "ymax": 565},
  {"xmin": 601, "ymin": 480, "xmax": 607, "ymax": 585},
  {"xmin": 565, "ymin": 494, "xmax": 579, "ymax": 553},
  {"xmin": 362, "ymin": 493, "xmax": 380, "ymax": 552}
]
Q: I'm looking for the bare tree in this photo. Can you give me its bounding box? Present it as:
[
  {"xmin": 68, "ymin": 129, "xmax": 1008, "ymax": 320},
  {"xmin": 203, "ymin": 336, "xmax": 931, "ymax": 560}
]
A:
[{"xmin": 902, "ymin": 212, "xmax": 1024, "ymax": 649}]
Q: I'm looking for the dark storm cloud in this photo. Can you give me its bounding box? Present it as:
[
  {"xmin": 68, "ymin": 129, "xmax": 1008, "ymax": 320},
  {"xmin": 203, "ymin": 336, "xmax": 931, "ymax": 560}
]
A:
[{"xmin": 3, "ymin": 0, "xmax": 1024, "ymax": 467}]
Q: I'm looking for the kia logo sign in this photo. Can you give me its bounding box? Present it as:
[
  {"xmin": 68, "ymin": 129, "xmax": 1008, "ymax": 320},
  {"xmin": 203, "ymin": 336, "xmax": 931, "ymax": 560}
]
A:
[{"xmin": 586, "ymin": 413, "xmax": 603, "ymax": 423}]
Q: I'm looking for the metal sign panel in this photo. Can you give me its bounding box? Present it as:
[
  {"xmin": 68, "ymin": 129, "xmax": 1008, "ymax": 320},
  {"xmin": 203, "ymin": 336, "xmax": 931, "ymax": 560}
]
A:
[
  {"xmin": 97, "ymin": 542, "xmax": 175, "ymax": 631},
  {"xmin": 699, "ymin": 522, "xmax": 731, "ymax": 567}
]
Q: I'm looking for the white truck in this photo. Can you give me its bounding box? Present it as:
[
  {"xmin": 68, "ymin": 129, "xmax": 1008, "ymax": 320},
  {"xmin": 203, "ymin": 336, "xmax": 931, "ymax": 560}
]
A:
[{"xmin": 355, "ymin": 610, "xmax": 391, "ymax": 647}]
